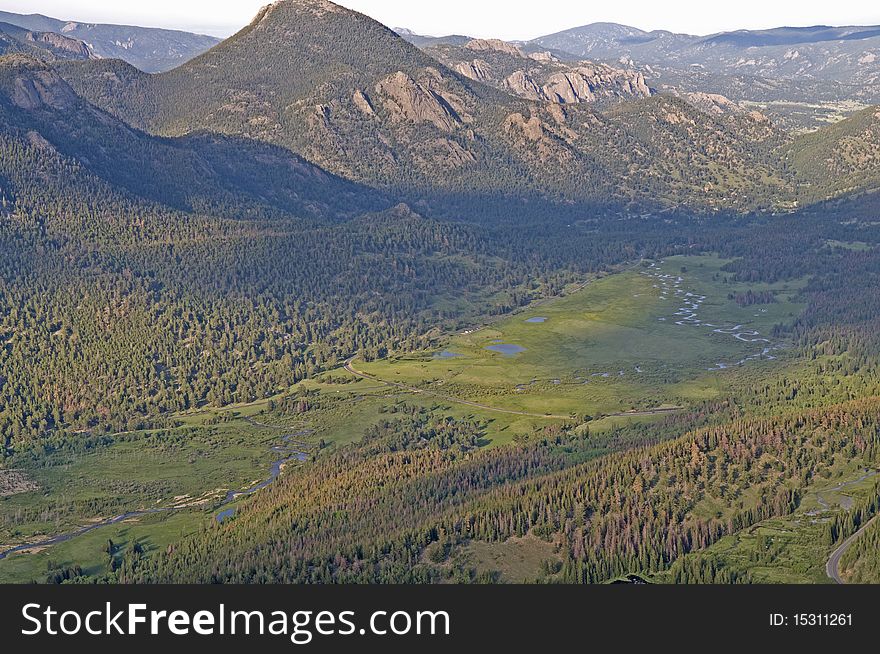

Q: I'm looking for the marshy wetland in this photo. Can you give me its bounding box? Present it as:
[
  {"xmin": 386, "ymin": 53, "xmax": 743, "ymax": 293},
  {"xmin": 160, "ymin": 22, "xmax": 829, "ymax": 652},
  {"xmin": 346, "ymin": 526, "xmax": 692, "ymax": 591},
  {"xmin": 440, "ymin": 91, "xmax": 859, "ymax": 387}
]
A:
[
  {"xmin": 0, "ymin": 254, "xmax": 809, "ymax": 582},
  {"xmin": 358, "ymin": 255, "xmax": 806, "ymax": 421}
]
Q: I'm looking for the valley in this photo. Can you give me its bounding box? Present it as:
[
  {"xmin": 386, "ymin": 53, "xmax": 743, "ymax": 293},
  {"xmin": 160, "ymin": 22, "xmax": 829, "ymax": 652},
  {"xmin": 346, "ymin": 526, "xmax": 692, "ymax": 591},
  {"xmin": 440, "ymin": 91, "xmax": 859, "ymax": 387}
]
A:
[
  {"xmin": 357, "ymin": 255, "xmax": 804, "ymax": 428},
  {"xmin": 0, "ymin": 252, "xmax": 812, "ymax": 582},
  {"xmin": 1, "ymin": 0, "xmax": 880, "ymax": 587}
]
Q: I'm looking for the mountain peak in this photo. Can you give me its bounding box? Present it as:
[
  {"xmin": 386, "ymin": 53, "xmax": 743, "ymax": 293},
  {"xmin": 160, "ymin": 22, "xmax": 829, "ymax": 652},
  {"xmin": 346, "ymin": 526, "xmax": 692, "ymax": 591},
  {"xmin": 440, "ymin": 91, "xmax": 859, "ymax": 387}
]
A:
[
  {"xmin": 256, "ymin": 0, "xmax": 348, "ymax": 23},
  {"xmin": 180, "ymin": 0, "xmax": 432, "ymax": 89}
]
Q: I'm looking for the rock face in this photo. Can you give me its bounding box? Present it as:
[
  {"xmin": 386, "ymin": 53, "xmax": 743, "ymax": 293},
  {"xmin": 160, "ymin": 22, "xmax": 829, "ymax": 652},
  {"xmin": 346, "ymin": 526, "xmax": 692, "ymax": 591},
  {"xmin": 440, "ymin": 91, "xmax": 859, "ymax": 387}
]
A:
[
  {"xmin": 424, "ymin": 38, "xmax": 653, "ymax": 105},
  {"xmin": 465, "ymin": 38, "xmax": 524, "ymax": 57},
  {"xmin": 503, "ymin": 71, "xmax": 545, "ymax": 100},
  {"xmin": 0, "ymin": 21, "xmax": 95, "ymax": 62},
  {"xmin": 352, "ymin": 89, "xmax": 375, "ymax": 115},
  {"xmin": 375, "ymin": 71, "xmax": 462, "ymax": 132},
  {"xmin": 542, "ymin": 66, "xmax": 651, "ymax": 103},
  {"xmin": 455, "ymin": 59, "xmax": 492, "ymax": 83},
  {"xmin": 25, "ymin": 30, "xmax": 94, "ymax": 60},
  {"xmin": 2, "ymin": 58, "xmax": 78, "ymax": 111}
]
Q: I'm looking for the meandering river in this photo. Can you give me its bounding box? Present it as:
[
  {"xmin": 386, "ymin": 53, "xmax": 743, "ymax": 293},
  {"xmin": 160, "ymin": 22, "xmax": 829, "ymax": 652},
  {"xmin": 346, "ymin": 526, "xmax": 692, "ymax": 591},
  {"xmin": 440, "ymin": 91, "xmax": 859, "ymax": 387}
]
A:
[
  {"xmin": 0, "ymin": 427, "xmax": 311, "ymax": 561},
  {"xmin": 641, "ymin": 261, "xmax": 780, "ymax": 370}
]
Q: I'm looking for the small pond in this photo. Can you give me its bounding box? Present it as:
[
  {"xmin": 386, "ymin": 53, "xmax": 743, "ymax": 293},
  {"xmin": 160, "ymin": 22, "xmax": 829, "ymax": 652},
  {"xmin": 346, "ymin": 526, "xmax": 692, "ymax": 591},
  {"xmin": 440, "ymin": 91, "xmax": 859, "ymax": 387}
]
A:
[{"xmin": 485, "ymin": 343, "xmax": 526, "ymax": 356}]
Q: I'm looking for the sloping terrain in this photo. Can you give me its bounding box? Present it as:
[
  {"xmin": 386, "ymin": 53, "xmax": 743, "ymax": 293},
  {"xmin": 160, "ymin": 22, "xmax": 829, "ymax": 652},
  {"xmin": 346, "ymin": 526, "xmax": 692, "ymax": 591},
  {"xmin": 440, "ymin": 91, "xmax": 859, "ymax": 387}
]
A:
[
  {"xmin": 0, "ymin": 54, "xmax": 378, "ymax": 219},
  {"xmin": 423, "ymin": 37, "xmax": 652, "ymax": 105},
  {"xmin": 54, "ymin": 0, "xmax": 794, "ymax": 212},
  {"xmin": 0, "ymin": 9, "xmax": 220, "ymax": 72}
]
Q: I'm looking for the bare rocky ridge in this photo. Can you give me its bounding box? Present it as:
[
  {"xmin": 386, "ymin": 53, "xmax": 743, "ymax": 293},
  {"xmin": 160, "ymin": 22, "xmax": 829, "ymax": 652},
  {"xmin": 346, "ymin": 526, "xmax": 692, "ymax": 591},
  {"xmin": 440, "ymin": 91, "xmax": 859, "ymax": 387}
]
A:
[
  {"xmin": 425, "ymin": 37, "xmax": 653, "ymax": 105},
  {"xmin": 24, "ymin": 29, "xmax": 94, "ymax": 60}
]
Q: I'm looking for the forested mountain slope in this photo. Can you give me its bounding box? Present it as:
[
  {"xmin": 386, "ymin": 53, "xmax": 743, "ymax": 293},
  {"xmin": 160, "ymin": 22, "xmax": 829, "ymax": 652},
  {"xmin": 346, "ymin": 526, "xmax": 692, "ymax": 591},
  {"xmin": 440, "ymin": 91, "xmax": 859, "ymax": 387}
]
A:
[
  {"xmin": 117, "ymin": 397, "xmax": 880, "ymax": 583},
  {"xmin": 0, "ymin": 10, "xmax": 220, "ymax": 72},
  {"xmin": 55, "ymin": 0, "xmax": 793, "ymax": 213},
  {"xmin": 0, "ymin": 55, "xmax": 381, "ymax": 220},
  {"xmin": 786, "ymin": 106, "xmax": 880, "ymax": 200}
]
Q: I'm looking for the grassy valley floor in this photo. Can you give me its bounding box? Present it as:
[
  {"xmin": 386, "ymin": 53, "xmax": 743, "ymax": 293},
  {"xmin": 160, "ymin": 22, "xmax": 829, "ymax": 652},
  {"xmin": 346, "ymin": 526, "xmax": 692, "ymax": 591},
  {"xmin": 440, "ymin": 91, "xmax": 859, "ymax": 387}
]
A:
[
  {"xmin": 0, "ymin": 254, "xmax": 814, "ymax": 582},
  {"xmin": 357, "ymin": 255, "xmax": 806, "ymax": 433}
]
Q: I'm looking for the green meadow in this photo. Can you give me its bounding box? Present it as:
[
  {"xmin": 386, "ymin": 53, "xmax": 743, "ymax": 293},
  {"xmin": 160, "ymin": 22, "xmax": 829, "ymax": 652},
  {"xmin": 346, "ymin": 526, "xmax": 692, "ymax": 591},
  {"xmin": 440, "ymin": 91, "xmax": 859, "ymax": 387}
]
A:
[
  {"xmin": 0, "ymin": 423, "xmax": 287, "ymax": 545},
  {"xmin": 0, "ymin": 510, "xmax": 199, "ymax": 583},
  {"xmin": 0, "ymin": 414, "xmax": 310, "ymax": 582},
  {"xmin": 358, "ymin": 255, "xmax": 806, "ymax": 421},
  {"xmin": 0, "ymin": 254, "xmax": 810, "ymax": 581}
]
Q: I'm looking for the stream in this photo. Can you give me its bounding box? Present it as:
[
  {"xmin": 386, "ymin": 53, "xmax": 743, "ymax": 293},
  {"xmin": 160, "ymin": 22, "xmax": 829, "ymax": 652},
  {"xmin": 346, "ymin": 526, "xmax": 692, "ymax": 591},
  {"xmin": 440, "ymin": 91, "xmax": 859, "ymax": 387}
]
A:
[
  {"xmin": 641, "ymin": 261, "xmax": 780, "ymax": 370},
  {"xmin": 805, "ymin": 469, "xmax": 879, "ymax": 517},
  {"xmin": 0, "ymin": 427, "xmax": 311, "ymax": 561},
  {"xmin": 215, "ymin": 429, "xmax": 311, "ymax": 523}
]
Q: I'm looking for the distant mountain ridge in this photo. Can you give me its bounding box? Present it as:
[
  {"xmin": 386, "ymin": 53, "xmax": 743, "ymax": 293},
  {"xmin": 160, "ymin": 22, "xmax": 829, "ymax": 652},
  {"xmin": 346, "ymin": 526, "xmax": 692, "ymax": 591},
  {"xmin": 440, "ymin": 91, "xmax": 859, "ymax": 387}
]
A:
[
  {"xmin": 530, "ymin": 22, "xmax": 880, "ymax": 62},
  {"xmin": 421, "ymin": 37, "xmax": 653, "ymax": 105},
  {"xmin": 0, "ymin": 10, "xmax": 220, "ymax": 72},
  {"xmin": 529, "ymin": 22, "xmax": 880, "ymax": 109},
  {"xmin": 0, "ymin": 20, "xmax": 95, "ymax": 62},
  {"xmin": 53, "ymin": 0, "xmax": 798, "ymax": 213}
]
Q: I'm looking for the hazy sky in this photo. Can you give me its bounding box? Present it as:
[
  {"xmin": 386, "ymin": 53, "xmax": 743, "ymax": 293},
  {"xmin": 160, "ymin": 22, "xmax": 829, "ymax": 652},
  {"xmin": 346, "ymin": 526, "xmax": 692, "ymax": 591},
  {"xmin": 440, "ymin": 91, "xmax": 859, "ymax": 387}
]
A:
[{"xmin": 3, "ymin": 0, "xmax": 880, "ymax": 39}]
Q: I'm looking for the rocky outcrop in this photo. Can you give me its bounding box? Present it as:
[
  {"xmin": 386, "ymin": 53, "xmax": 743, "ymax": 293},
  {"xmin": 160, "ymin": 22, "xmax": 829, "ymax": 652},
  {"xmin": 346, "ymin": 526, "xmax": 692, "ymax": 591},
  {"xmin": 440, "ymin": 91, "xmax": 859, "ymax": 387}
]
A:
[
  {"xmin": 503, "ymin": 71, "xmax": 544, "ymax": 101},
  {"xmin": 375, "ymin": 71, "xmax": 462, "ymax": 132},
  {"xmin": 25, "ymin": 30, "xmax": 94, "ymax": 60},
  {"xmin": 680, "ymin": 92, "xmax": 746, "ymax": 117},
  {"xmin": 542, "ymin": 66, "xmax": 651, "ymax": 103},
  {"xmin": 501, "ymin": 65, "xmax": 652, "ymax": 104},
  {"xmin": 501, "ymin": 110, "xmax": 576, "ymax": 164},
  {"xmin": 465, "ymin": 38, "xmax": 524, "ymax": 57},
  {"xmin": 503, "ymin": 112, "xmax": 546, "ymax": 142},
  {"xmin": 677, "ymin": 92, "xmax": 770, "ymax": 127},
  {"xmin": 528, "ymin": 51, "xmax": 557, "ymax": 63},
  {"xmin": 425, "ymin": 40, "xmax": 653, "ymax": 106},
  {"xmin": 455, "ymin": 59, "xmax": 493, "ymax": 83},
  {"xmin": 1, "ymin": 58, "xmax": 78, "ymax": 111},
  {"xmin": 352, "ymin": 89, "xmax": 375, "ymax": 116},
  {"xmin": 422, "ymin": 137, "xmax": 476, "ymax": 168}
]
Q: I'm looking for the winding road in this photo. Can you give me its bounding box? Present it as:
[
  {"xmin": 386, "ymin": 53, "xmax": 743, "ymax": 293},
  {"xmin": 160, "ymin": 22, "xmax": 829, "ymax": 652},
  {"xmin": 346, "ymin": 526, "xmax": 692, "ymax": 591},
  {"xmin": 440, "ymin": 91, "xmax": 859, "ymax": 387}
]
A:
[
  {"xmin": 343, "ymin": 357, "xmax": 682, "ymax": 421},
  {"xmin": 826, "ymin": 513, "xmax": 879, "ymax": 584}
]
